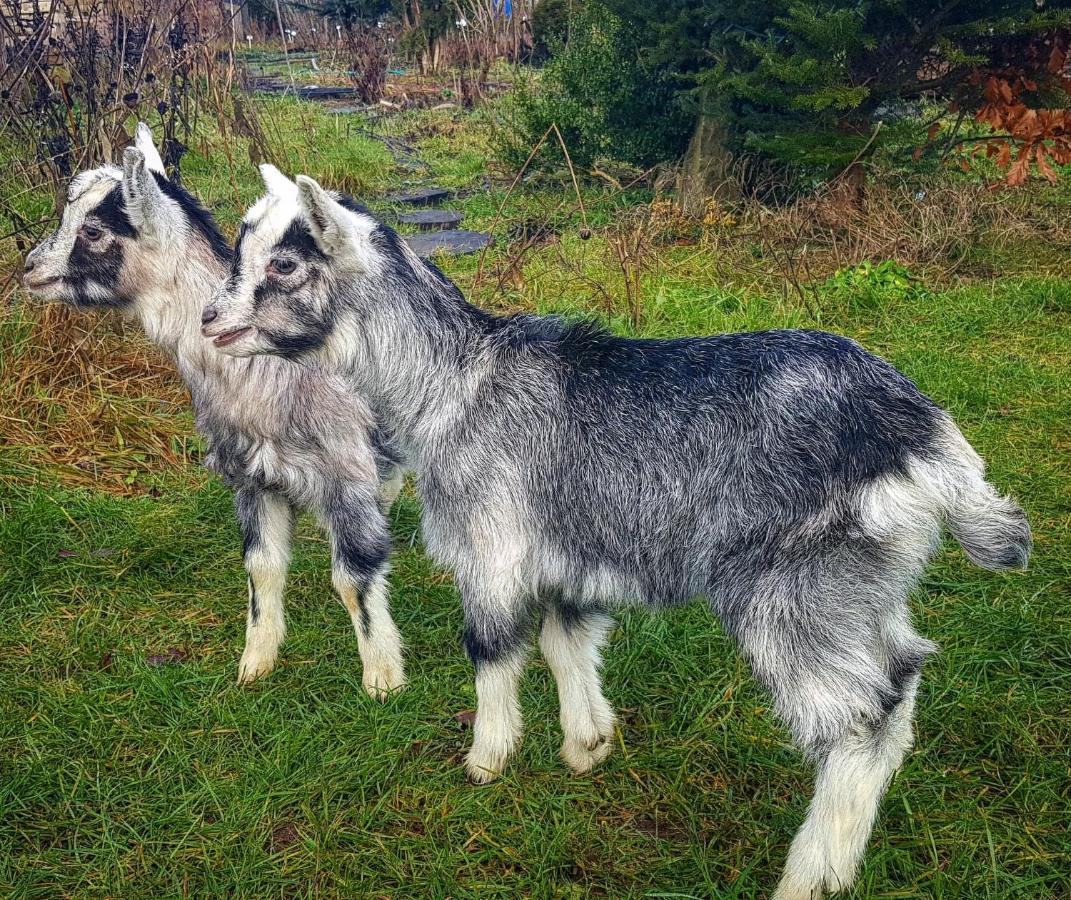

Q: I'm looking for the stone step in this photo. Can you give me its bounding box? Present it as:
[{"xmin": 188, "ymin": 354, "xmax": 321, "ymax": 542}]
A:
[
  {"xmin": 397, "ymin": 209, "xmax": 464, "ymax": 231},
  {"xmin": 386, "ymin": 186, "xmax": 451, "ymax": 207},
  {"xmin": 405, "ymin": 230, "xmax": 492, "ymax": 258}
]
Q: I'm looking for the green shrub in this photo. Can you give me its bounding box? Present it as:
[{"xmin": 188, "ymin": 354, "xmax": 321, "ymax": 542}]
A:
[
  {"xmin": 498, "ymin": 4, "xmax": 690, "ymax": 172},
  {"xmin": 505, "ymin": 1, "xmax": 1071, "ymax": 182},
  {"xmin": 821, "ymin": 259, "xmax": 927, "ymax": 309}
]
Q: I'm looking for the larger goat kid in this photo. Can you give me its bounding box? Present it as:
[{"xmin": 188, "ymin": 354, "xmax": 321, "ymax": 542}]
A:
[
  {"xmin": 21, "ymin": 129, "xmax": 406, "ymax": 697},
  {"xmin": 205, "ymin": 169, "xmax": 1031, "ymax": 899}
]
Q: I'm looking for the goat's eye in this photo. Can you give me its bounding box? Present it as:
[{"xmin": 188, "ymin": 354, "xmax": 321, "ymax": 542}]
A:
[
  {"xmin": 269, "ymin": 258, "xmax": 296, "ymax": 276},
  {"xmin": 82, "ymin": 224, "xmax": 103, "ymax": 242}
]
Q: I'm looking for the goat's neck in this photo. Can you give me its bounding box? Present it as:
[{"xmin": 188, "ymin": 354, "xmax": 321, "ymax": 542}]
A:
[
  {"xmin": 132, "ymin": 252, "xmax": 234, "ymax": 395},
  {"xmin": 332, "ymin": 282, "xmax": 490, "ymax": 460}
]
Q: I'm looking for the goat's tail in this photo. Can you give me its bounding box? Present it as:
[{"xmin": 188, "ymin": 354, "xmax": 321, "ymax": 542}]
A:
[{"xmin": 939, "ymin": 422, "xmax": 1032, "ymax": 571}]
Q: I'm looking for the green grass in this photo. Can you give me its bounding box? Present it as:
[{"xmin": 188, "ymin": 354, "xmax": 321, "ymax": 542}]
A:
[{"xmin": 1, "ymin": 100, "xmax": 1070, "ymax": 898}]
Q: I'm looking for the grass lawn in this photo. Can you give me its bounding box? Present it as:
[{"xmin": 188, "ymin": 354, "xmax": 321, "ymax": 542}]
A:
[{"xmin": 0, "ymin": 100, "xmax": 1069, "ymax": 898}]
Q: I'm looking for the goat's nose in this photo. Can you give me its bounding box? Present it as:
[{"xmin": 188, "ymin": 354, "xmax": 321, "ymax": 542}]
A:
[
  {"xmin": 24, "ymin": 258, "xmax": 35, "ymax": 273},
  {"xmin": 201, "ymin": 306, "xmax": 218, "ymax": 326}
]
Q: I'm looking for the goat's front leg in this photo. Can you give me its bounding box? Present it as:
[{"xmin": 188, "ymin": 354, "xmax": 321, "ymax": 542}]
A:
[
  {"xmin": 462, "ymin": 587, "xmax": 531, "ymax": 783},
  {"xmin": 325, "ymin": 485, "xmax": 405, "ymax": 700},
  {"xmin": 234, "ymin": 487, "xmax": 293, "ymax": 683},
  {"xmin": 540, "ymin": 602, "xmax": 616, "ymax": 773}
]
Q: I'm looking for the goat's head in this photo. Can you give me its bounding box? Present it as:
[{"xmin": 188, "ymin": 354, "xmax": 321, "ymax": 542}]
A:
[
  {"xmin": 203, "ymin": 166, "xmax": 400, "ymax": 358},
  {"xmin": 22, "ymin": 123, "xmax": 230, "ymax": 313}
]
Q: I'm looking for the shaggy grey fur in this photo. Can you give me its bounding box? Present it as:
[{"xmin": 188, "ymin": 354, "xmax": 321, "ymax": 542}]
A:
[
  {"xmin": 206, "ymin": 168, "xmax": 1030, "ymax": 898},
  {"xmin": 21, "ymin": 130, "xmax": 407, "ymax": 694}
]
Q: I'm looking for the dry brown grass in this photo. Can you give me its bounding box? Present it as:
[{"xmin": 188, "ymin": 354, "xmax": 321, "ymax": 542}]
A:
[
  {"xmin": 669, "ymin": 174, "xmax": 1071, "ymax": 298},
  {"xmin": 0, "ymin": 303, "xmax": 194, "ymax": 495}
]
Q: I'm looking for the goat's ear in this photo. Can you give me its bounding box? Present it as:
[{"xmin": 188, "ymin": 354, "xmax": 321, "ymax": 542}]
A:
[
  {"xmin": 121, "ymin": 147, "xmax": 165, "ymax": 234},
  {"xmin": 259, "ymin": 163, "xmax": 297, "ymax": 199},
  {"xmin": 133, "ymin": 122, "xmax": 166, "ymax": 175},
  {"xmin": 295, "ymin": 175, "xmax": 352, "ymax": 256}
]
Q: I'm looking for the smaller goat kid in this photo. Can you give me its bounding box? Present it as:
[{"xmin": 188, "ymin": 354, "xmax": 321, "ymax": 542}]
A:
[
  {"xmin": 22, "ymin": 127, "xmax": 406, "ymax": 697},
  {"xmin": 206, "ymin": 169, "xmax": 1031, "ymax": 899}
]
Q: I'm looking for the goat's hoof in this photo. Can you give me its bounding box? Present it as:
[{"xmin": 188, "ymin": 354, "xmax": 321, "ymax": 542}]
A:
[
  {"xmin": 362, "ymin": 663, "xmax": 407, "ymax": 700},
  {"xmin": 464, "ymin": 749, "xmax": 507, "ymax": 784},
  {"xmin": 770, "ymin": 884, "xmax": 820, "ymax": 900},
  {"xmin": 562, "ymin": 734, "xmax": 612, "ymax": 774},
  {"xmin": 771, "ymin": 874, "xmax": 829, "ymax": 900},
  {"xmin": 236, "ymin": 651, "xmax": 276, "ymax": 684}
]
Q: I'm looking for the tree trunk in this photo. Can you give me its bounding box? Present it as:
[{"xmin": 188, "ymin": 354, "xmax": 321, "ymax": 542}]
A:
[
  {"xmin": 676, "ymin": 112, "xmax": 740, "ymax": 216},
  {"xmin": 238, "ymin": 0, "xmax": 251, "ymax": 35}
]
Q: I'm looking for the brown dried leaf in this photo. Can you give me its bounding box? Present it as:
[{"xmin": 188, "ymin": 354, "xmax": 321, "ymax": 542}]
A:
[
  {"xmin": 269, "ymin": 822, "xmax": 300, "ymax": 852},
  {"xmin": 1005, "ymin": 147, "xmax": 1032, "ymax": 187},
  {"xmin": 1048, "ymin": 44, "xmax": 1067, "ymax": 75},
  {"xmin": 1036, "ymin": 143, "xmax": 1058, "ymax": 183},
  {"xmin": 996, "ymin": 141, "xmax": 1012, "ymax": 169},
  {"xmin": 145, "ymin": 648, "xmax": 187, "ymax": 667},
  {"xmin": 453, "ymin": 710, "xmax": 477, "ymax": 729}
]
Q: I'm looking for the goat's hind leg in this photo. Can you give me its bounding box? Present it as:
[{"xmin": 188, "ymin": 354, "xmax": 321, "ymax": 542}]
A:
[
  {"xmin": 766, "ymin": 609, "xmax": 930, "ymax": 899},
  {"xmin": 235, "ymin": 487, "xmax": 293, "ymax": 683},
  {"xmin": 539, "ymin": 602, "xmax": 616, "ymax": 774},
  {"xmin": 773, "ymin": 681, "xmax": 921, "ymax": 900}
]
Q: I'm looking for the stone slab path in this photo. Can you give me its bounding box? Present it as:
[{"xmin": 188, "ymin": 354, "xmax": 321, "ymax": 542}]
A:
[
  {"xmin": 397, "ymin": 209, "xmax": 463, "ymax": 231},
  {"xmin": 386, "ymin": 179, "xmax": 492, "ymax": 258},
  {"xmin": 242, "ymin": 75, "xmax": 493, "ymax": 256},
  {"xmin": 403, "ymin": 229, "xmax": 493, "ymax": 257}
]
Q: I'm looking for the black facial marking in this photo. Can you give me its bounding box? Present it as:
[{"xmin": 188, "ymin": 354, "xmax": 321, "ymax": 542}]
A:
[
  {"xmin": 150, "ymin": 172, "xmax": 232, "ymax": 263},
  {"xmin": 279, "ymin": 219, "xmax": 327, "ymax": 261},
  {"xmin": 66, "ymin": 194, "xmax": 132, "ymax": 308},
  {"xmin": 93, "ymin": 186, "xmax": 136, "ymax": 237},
  {"xmin": 261, "ymin": 303, "xmax": 335, "ymax": 359}
]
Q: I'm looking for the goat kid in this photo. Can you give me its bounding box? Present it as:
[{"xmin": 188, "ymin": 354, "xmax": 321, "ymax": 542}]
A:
[
  {"xmin": 204, "ymin": 169, "xmax": 1031, "ymax": 899},
  {"xmin": 21, "ymin": 128, "xmax": 406, "ymax": 697}
]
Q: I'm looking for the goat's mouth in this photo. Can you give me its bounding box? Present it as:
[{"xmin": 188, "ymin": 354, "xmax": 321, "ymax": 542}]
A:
[
  {"xmin": 212, "ymin": 326, "xmax": 252, "ymax": 347},
  {"xmin": 22, "ymin": 275, "xmax": 62, "ymax": 292}
]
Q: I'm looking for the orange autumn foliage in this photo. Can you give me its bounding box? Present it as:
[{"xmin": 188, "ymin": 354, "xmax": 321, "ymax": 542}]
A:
[{"xmin": 970, "ymin": 33, "xmax": 1071, "ymax": 187}]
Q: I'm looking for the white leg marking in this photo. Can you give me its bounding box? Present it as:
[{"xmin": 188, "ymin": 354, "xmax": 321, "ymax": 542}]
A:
[
  {"xmin": 335, "ymin": 568, "xmax": 406, "ymax": 700},
  {"xmin": 540, "ymin": 608, "xmax": 616, "ymax": 774},
  {"xmin": 465, "ymin": 651, "xmax": 527, "ymax": 784},
  {"xmin": 377, "ymin": 466, "xmax": 405, "ymax": 514},
  {"xmin": 238, "ymin": 493, "xmax": 291, "ymax": 684},
  {"xmin": 774, "ymin": 676, "xmax": 919, "ymax": 899}
]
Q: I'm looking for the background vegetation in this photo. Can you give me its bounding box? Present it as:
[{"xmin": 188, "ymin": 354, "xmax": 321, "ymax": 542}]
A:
[{"xmin": 1, "ymin": 1, "xmax": 1069, "ymax": 897}]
